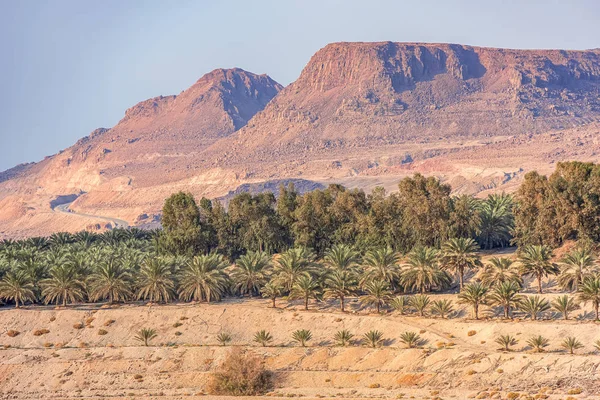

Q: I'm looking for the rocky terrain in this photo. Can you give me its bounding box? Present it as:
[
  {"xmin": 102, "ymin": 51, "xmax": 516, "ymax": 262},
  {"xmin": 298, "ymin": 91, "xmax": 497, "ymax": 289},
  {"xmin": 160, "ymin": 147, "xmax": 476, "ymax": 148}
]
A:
[{"xmin": 3, "ymin": 42, "xmax": 600, "ymax": 237}]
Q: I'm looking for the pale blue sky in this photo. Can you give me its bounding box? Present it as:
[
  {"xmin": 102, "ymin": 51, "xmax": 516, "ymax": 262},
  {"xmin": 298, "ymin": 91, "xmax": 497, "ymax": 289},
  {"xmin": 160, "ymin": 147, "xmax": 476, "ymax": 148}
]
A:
[{"xmin": 1, "ymin": 0, "xmax": 598, "ymax": 171}]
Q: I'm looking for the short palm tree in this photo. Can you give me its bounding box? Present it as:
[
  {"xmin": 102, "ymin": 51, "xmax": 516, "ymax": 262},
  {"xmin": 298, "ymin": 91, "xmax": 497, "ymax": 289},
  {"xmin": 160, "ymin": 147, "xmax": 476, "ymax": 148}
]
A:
[
  {"xmin": 253, "ymin": 330, "xmax": 273, "ymax": 347},
  {"xmin": 526, "ymin": 335, "xmax": 549, "ymax": 352},
  {"xmin": 272, "ymin": 247, "xmax": 317, "ymax": 292},
  {"xmin": 495, "ymin": 334, "xmax": 518, "ymax": 351},
  {"xmin": 480, "ymin": 257, "xmax": 522, "ymax": 287},
  {"xmin": 360, "ymin": 279, "xmax": 392, "ymax": 313},
  {"xmin": 561, "ymin": 336, "xmax": 583, "ymax": 354},
  {"xmin": 231, "ymin": 251, "xmax": 270, "ymax": 296},
  {"xmin": 135, "ymin": 328, "xmax": 157, "ymax": 346},
  {"xmin": 136, "ymin": 258, "xmax": 175, "ymax": 303},
  {"xmin": 458, "ymin": 282, "xmax": 488, "ymax": 320},
  {"xmin": 411, "ymin": 294, "xmax": 431, "ymax": 317},
  {"xmin": 558, "ymin": 248, "xmax": 597, "ymax": 292},
  {"xmin": 323, "ymin": 269, "xmax": 357, "ymax": 312},
  {"xmin": 292, "ymin": 329, "xmax": 312, "ymax": 347},
  {"xmin": 41, "ymin": 265, "xmax": 85, "ymax": 307},
  {"xmin": 399, "ymin": 331, "xmax": 421, "ymax": 348},
  {"xmin": 360, "ymin": 247, "xmax": 400, "ymax": 289},
  {"xmin": 551, "ymin": 295, "xmax": 580, "ymax": 320},
  {"xmin": 178, "ymin": 253, "xmax": 230, "ymax": 303},
  {"xmin": 389, "ymin": 295, "xmax": 411, "ymax": 315},
  {"xmin": 334, "ymin": 329, "xmax": 354, "ymax": 347},
  {"xmin": 261, "ymin": 281, "xmax": 283, "ymax": 308},
  {"xmin": 289, "ymin": 275, "xmax": 321, "ymax": 310},
  {"xmin": 401, "ymin": 246, "xmax": 451, "ymax": 293},
  {"xmin": 0, "ymin": 271, "xmax": 36, "ymax": 308},
  {"xmin": 578, "ymin": 275, "xmax": 600, "ymax": 320},
  {"xmin": 430, "ymin": 299, "xmax": 454, "ymax": 318},
  {"xmin": 488, "ymin": 281, "xmax": 523, "ymax": 319},
  {"xmin": 518, "ymin": 296, "xmax": 550, "ymax": 320},
  {"xmin": 363, "ymin": 330, "xmax": 385, "ymax": 348},
  {"xmin": 518, "ymin": 245, "xmax": 560, "ymax": 294},
  {"xmin": 87, "ymin": 260, "xmax": 132, "ymax": 304},
  {"xmin": 440, "ymin": 237, "xmax": 481, "ymax": 289},
  {"xmin": 216, "ymin": 332, "xmax": 232, "ymax": 346}
]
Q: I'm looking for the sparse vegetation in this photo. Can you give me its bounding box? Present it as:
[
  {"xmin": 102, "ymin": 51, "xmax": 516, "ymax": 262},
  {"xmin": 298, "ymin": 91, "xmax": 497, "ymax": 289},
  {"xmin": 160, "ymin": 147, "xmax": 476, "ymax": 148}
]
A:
[
  {"xmin": 208, "ymin": 348, "xmax": 272, "ymax": 395},
  {"xmin": 561, "ymin": 336, "xmax": 583, "ymax": 354},
  {"xmin": 217, "ymin": 332, "xmax": 233, "ymax": 346},
  {"xmin": 291, "ymin": 329, "xmax": 312, "ymax": 347},
  {"xmin": 495, "ymin": 334, "xmax": 518, "ymax": 351},
  {"xmin": 134, "ymin": 328, "xmax": 157, "ymax": 346},
  {"xmin": 363, "ymin": 330, "xmax": 384, "ymax": 348},
  {"xmin": 399, "ymin": 331, "xmax": 421, "ymax": 348},
  {"xmin": 526, "ymin": 335, "xmax": 549, "ymax": 352},
  {"xmin": 333, "ymin": 329, "xmax": 354, "ymax": 347},
  {"xmin": 253, "ymin": 330, "xmax": 273, "ymax": 347}
]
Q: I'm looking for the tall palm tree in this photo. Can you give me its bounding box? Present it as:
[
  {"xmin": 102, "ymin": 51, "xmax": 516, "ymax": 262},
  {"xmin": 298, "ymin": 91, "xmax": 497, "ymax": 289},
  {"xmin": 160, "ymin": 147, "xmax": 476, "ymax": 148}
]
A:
[
  {"xmin": 231, "ymin": 251, "xmax": 270, "ymax": 296},
  {"xmin": 136, "ymin": 258, "xmax": 175, "ymax": 303},
  {"xmin": 558, "ymin": 248, "xmax": 598, "ymax": 292},
  {"xmin": 401, "ymin": 247, "xmax": 451, "ymax": 294},
  {"xmin": 0, "ymin": 271, "xmax": 36, "ymax": 308},
  {"xmin": 440, "ymin": 237, "xmax": 481, "ymax": 289},
  {"xmin": 551, "ymin": 295, "xmax": 580, "ymax": 320},
  {"xmin": 360, "ymin": 279, "xmax": 392, "ymax": 313},
  {"xmin": 178, "ymin": 253, "xmax": 230, "ymax": 303},
  {"xmin": 488, "ymin": 281, "xmax": 523, "ymax": 319},
  {"xmin": 323, "ymin": 269, "xmax": 358, "ymax": 312},
  {"xmin": 272, "ymin": 247, "xmax": 317, "ymax": 292},
  {"xmin": 458, "ymin": 282, "xmax": 488, "ymax": 319},
  {"xmin": 323, "ymin": 244, "xmax": 360, "ymax": 272},
  {"xmin": 360, "ymin": 247, "xmax": 400, "ymax": 289},
  {"xmin": 41, "ymin": 265, "xmax": 85, "ymax": 307},
  {"xmin": 479, "ymin": 257, "xmax": 523, "ymax": 287},
  {"xmin": 477, "ymin": 193, "xmax": 514, "ymax": 249},
  {"xmin": 289, "ymin": 275, "xmax": 321, "ymax": 310},
  {"xmin": 518, "ymin": 245, "xmax": 560, "ymax": 294},
  {"xmin": 578, "ymin": 274, "xmax": 600, "ymax": 320},
  {"xmin": 87, "ymin": 259, "xmax": 133, "ymax": 304}
]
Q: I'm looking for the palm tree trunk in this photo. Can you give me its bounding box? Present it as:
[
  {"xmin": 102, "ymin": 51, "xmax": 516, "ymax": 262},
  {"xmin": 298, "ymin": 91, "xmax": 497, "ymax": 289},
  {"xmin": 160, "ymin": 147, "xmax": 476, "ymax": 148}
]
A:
[
  {"xmin": 595, "ymin": 303, "xmax": 599, "ymax": 321},
  {"xmin": 537, "ymin": 274, "xmax": 543, "ymax": 294},
  {"xmin": 15, "ymin": 298, "xmax": 19, "ymax": 308},
  {"xmin": 305, "ymin": 296, "xmax": 308, "ymax": 310},
  {"xmin": 504, "ymin": 305, "xmax": 509, "ymax": 319},
  {"xmin": 272, "ymin": 297, "xmax": 276, "ymax": 308},
  {"xmin": 459, "ymin": 268, "xmax": 464, "ymax": 289},
  {"xmin": 376, "ymin": 302, "xmax": 380, "ymax": 313},
  {"xmin": 340, "ymin": 296, "xmax": 345, "ymax": 312},
  {"xmin": 474, "ymin": 304, "xmax": 478, "ymax": 320}
]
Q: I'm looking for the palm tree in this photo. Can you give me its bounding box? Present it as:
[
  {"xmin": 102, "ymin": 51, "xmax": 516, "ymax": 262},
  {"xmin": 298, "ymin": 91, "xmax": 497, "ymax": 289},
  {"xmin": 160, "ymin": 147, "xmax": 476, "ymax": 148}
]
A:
[
  {"xmin": 559, "ymin": 248, "xmax": 598, "ymax": 292},
  {"xmin": 440, "ymin": 237, "xmax": 481, "ymax": 289},
  {"xmin": 261, "ymin": 281, "xmax": 282, "ymax": 308},
  {"xmin": 135, "ymin": 328, "xmax": 157, "ymax": 346},
  {"xmin": 551, "ymin": 295, "xmax": 580, "ymax": 320},
  {"xmin": 411, "ymin": 294, "xmax": 431, "ymax": 317},
  {"xmin": 399, "ymin": 331, "xmax": 421, "ymax": 348},
  {"xmin": 41, "ymin": 265, "xmax": 85, "ymax": 307},
  {"xmin": 480, "ymin": 257, "xmax": 523, "ymax": 287},
  {"xmin": 488, "ymin": 281, "xmax": 523, "ymax": 319},
  {"xmin": 272, "ymin": 247, "xmax": 317, "ymax": 292},
  {"xmin": 136, "ymin": 258, "xmax": 175, "ymax": 303},
  {"xmin": 216, "ymin": 332, "xmax": 232, "ymax": 346},
  {"xmin": 477, "ymin": 193, "xmax": 514, "ymax": 249},
  {"xmin": 323, "ymin": 244, "xmax": 360, "ymax": 272},
  {"xmin": 518, "ymin": 245, "xmax": 559, "ymax": 294},
  {"xmin": 561, "ymin": 336, "xmax": 583, "ymax": 354},
  {"xmin": 178, "ymin": 253, "xmax": 229, "ymax": 303},
  {"xmin": 401, "ymin": 247, "xmax": 451, "ymax": 294},
  {"xmin": 526, "ymin": 335, "xmax": 549, "ymax": 353},
  {"xmin": 360, "ymin": 247, "xmax": 400, "ymax": 289},
  {"xmin": 430, "ymin": 299, "xmax": 454, "ymax": 319},
  {"xmin": 291, "ymin": 329, "xmax": 312, "ymax": 347},
  {"xmin": 253, "ymin": 330, "xmax": 273, "ymax": 347},
  {"xmin": 363, "ymin": 330, "xmax": 385, "ymax": 348},
  {"xmin": 458, "ymin": 282, "xmax": 488, "ymax": 320},
  {"xmin": 360, "ymin": 279, "xmax": 392, "ymax": 313},
  {"xmin": 323, "ymin": 269, "xmax": 357, "ymax": 312},
  {"xmin": 231, "ymin": 251, "xmax": 270, "ymax": 296},
  {"xmin": 0, "ymin": 272, "xmax": 35, "ymax": 308},
  {"xmin": 289, "ymin": 275, "xmax": 321, "ymax": 310},
  {"xmin": 518, "ymin": 296, "xmax": 550, "ymax": 320},
  {"xmin": 87, "ymin": 260, "xmax": 132, "ymax": 304},
  {"xmin": 334, "ymin": 329, "xmax": 354, "ymax": 347},
  {"xmin": 495, "ymin": 334, "xmax": 518, "ymax": 351},
  {"xmin": 578, "ymin": 275, "xmax": 600, "ymax": 320},
  {"xmin": 389, "ymin": 296, "xmax": 411, "ymax": 315}
]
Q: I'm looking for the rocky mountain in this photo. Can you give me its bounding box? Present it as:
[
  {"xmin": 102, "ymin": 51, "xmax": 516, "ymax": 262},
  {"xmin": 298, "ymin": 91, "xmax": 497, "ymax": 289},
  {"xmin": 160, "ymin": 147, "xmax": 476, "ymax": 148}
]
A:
[{"xmin": 3, "ymin": 42, "xmax": 600, "ymax": 238}]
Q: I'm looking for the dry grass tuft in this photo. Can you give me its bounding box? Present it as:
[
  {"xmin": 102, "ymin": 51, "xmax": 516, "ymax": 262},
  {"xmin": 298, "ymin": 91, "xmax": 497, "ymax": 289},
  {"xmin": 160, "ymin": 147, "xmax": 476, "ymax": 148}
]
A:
[
  {"xmin": 103, "ymin": 319, "xmax": 115, "ymax": 327},
  {"xmin": 33, "ymin": 329, "xmax": 50, "ymax": 336},
  {"xmin": 97, "ymin": 329, "xmax": 108, "ymax": 336},
  {"xmin": 73, "ymin": 323, "xmax": 84, "ymax": 330},
  {"xmin": 6, "ymin": 330, "xmax": 19, "ymax": 337},
  {"xmin": 467, "ymin": 330, "xmax": 477, "ymax": 336},
  {"xmin": 208, "ymin": 348, "xmax": 272, "ymax": 396}
]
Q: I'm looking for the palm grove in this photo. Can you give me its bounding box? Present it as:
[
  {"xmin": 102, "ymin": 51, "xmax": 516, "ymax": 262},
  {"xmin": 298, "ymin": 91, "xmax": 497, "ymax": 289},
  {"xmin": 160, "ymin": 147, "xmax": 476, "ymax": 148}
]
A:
[{"xmin": 0, "ymin": 162, "xmax": 600, "ymax": 322}]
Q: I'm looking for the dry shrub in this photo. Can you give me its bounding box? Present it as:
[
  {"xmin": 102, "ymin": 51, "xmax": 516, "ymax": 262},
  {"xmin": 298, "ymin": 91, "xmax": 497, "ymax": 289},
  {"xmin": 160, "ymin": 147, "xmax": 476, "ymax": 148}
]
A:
[
  {"xmin": 104, "ymin": 319, "xmax": 115, "ymax": 327},
  {"xmin": 467, "ymin": 330, "xmax": 477, "ymax": 336},
  {"xmin": 208, "ymin": 348, "xmax": 272, "ymax": 396},
  {"xmin": 368, "ymin": 383, "xmax": 380, "ymax": 388},
  {"xmin": 85, "ymin": 317, "xmax": 95, "ymax": 326},
  {"xmin": 173, "ymin": 322, "xmax": 183, "ymax": 328},
  {"xmin": 73, "ymin": 323, "xmax": 84, "ymax": 330},
  {"xmin": 7, "ymin": 330, "xmax": 19, "ymax": 337},
  {"xmin": 567, "ymin": 388, "xmax": 583, "ymax": 395},
  {"xmin": 97, "ymin": 329, "xmax": 108, "ymax": 336},
  {"xmin": 43, "ymin": 342, "xmax": 53, "ymax": 348},
  {"xmin": 179, "ymin": 316, "xmax": 188, "ymax": 321},
  {"xmin": 49, "ymin": 316, "xmax": 56, "ymax": 322},
  {"xmin": 33, "ymin": 329, "xmax": 50, "ymax": 336}
]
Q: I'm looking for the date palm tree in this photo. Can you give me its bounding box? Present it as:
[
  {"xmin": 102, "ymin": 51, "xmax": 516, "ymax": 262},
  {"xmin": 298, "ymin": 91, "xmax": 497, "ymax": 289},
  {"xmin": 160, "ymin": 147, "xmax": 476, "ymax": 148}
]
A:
[
  {"xmin": 272, "ymin": 247, "xmax": 317, "ymax": 292},
  {"xmin": 495, "ymin": 334, "xmax": 518, "ymax": 351},
  {"xmin": 389, "ymin": 295, "xmax": 412, "ymax": 315},
  {"xmin": 401, "ymin": 246, "xmax": 451, "ymax": 294},
  {"xmin": 0, "ymin": 271, "xmax": 36, "ymax": 308},
  {"xmin": 559, "ymin": 248, "xmax": 598, "ymax": 292},
  {"xmin": 323, "ymin": 244, "xmax": 360, "ymax": 272},
  {"xmin": 87, "ymin": 259, "xmax": 132, "ymax": 304},
  {"xmin": 231, "ymin": 251, "xmax": 270, "ymax": 296},
  {"xmin": 430, "ymin": 299, "xmax": 454, "ymax": 318},
  {"xmin": 291, "ymin": 329, "xmax": 312, "ymax": 347},
  {"xmin": 178, "ymin": 253, "xmax": 229, "ymax": 303},
  {"xmin": 135, "ymin": 328, "xmax": 157, "ymax": 346},
  {"xmin": 488, "ymin": 281, "xmax": 523, "ymax": 319},
  {"xmin": 440, "ymin": 237, "xmax": 481, "ymax": 289},
  {"xmin": 526, "ymin": 335, "xmax": 549, "ymax": 353},
  {"xmin": 518, "ymin": 245, "xmax": 559, "ymax": 294},
  {"xmin": 323, "ymin": 269, "xmax": 358, "ymax": 312},
  {"xmin": 136, "ymin": 258, "xmax": 175, "ymax": 303},
  {"xmin": 458, "ymin": 282, "xmax": 488, "ymax": 320},
  {"xmin": 551, "ymin": 295, "xmax": 580, "ymax": 320},
  {"xmin": 289, "ymin": 275, "xmax": 321, "ymax": 310},
  {"xmin": 477, "ymin": 193, "xmax": 514, "ymax": 249},
  {"xmin": 41, "ymin": 265, "xmax": 85, "ymax": 307},
  {"xmin": 253, "ymin": 330, "xmax": 273, "ymax": 347},
  {"xmin": 360, "ymin": 247, "xmax": 400, "ymax": 289},
  {"xmin": 578, "ymin": 275, "xmax": 600, "ymax": 320},
  {"xmin": 479, "ymin": 257, "xmax": 522, "ymax": 287},
  {"xmin": 261, "ymin": 281, "xmax": 282, "ymax": 308},
  {"xmin": 363, "ymin": 330, "xmax": 385, "ymax": 348},
  {"xmin": 216, "ymin": 332, "xmax": 232, "ymax": 346},
  {"xmin": 360, "ymin": 279, "xmax": 392, "ymax": 313},
  {"xmin": 518, "ymin": 295, "xmax": 550, "ymax": 320},
  {"xmin": 412, "ymin": 294, "xmax": 431, "ymax": 317},
  {"xmin": 334, "ymin": 329, "xmax": 354, "ymax": 347},
  {"xmin": 399, "ymin": 331, "xmax": 422, "ymax": 348},
  {"xmin": 561, "ymin": 336, "xmax": 583, "ymax": 354}
]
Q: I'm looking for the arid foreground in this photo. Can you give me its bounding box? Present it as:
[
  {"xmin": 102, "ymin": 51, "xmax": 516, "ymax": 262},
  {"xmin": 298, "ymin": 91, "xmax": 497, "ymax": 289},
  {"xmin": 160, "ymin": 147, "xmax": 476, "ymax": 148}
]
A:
[{"xmin": 0, "ymin": 298, "xmax": 599, "ymax": 400}]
